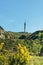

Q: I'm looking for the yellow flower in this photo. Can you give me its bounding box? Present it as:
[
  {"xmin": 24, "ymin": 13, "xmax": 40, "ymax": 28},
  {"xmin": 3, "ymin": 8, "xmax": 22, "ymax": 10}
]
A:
[
  {"xmin": 20, "ymin": 57, "xmax": 24, "ymax": 63},
  {"xmin": 1, "ymin": 43, "xmax": 4, "ymax": 45},
  {"xmin": 20, "ymin": 49, "xmax": 24, "ymax": 54},
  {"xmin": 4, "ymin": 63, "xmax": 8, "ymax": 65},
  {"xmin": 24, "ymin": 46, "xmax": 27, "ymax": 50},
  {"xmin": 13, "ymin": 43, "xmax": 30, "ymax": 65},
  {"xmin": 18, "ymin": 44, "xmax": 21, "ymax": 48},
  {"xmin": 0, "ymin": 45, "xmax": 2, "ymax": 50},
  {"xmin": 0, "ymin": 43, "xmax": 4, "ymax": 50}
]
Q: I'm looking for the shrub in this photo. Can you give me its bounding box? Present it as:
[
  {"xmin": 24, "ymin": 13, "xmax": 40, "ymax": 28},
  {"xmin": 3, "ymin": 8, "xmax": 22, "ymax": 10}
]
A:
[{"xmin": 10, "ymin": 44, "xmax": 30, "ymax": 65}]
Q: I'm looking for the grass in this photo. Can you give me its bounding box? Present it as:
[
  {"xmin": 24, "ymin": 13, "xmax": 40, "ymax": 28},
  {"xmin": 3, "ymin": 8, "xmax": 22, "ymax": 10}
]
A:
[{"xmin": 28, "ymin": 56, "xmax": 43, "ymax": 65}]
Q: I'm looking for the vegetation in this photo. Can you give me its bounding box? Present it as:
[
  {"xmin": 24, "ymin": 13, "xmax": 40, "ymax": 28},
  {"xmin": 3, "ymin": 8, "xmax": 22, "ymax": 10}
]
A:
[
  {"xmin": 0, "ymin": 43, "xmax": 30, "ymax": 65},
  {"xmin": 10, "ymin": 44, "xmax": 30, "ymax": 65},
  {"xmin": 29, "ymin": 56, "xmax": 43, "ymax": 65},
  {"xmin": 0, "ymin": 26, "xmax": 43, "ymax": 65}
]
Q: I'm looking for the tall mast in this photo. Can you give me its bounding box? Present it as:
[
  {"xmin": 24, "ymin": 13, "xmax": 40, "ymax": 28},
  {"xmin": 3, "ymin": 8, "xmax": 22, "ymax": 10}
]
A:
[{"xmin": 24, "ymin": 21, "xmax": 26, "ymax": 32}]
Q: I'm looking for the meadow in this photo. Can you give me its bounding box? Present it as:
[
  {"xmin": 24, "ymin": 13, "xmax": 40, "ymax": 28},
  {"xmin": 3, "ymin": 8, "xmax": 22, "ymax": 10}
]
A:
[{"xmin": 29, "ymin": 56, "xmax": 43, "ymax": 65}]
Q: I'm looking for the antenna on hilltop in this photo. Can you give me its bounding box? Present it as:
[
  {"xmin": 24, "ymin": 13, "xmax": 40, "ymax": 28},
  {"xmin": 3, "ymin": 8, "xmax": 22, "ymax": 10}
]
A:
[{"xmin": 24, "ymin": 21, "xmax": 26, "ymax": 32}]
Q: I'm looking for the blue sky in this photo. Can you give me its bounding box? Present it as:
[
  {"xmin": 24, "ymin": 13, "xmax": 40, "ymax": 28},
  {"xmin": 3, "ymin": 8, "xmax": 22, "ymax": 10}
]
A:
[{"xmin": 0, "ymin": 0, "xmax": 43, "ymax": 33}]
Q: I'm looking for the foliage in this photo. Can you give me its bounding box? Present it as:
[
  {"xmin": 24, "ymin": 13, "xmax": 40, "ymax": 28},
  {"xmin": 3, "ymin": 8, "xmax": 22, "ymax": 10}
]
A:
[
  {"xmin": 0, "ymin": 42, "xmax": 4, "ymax": 51},
  {"xmin": 29, "ymin": 56, "xmax": 43, "ymax": 65},
  {"xmin": 10, "ymin": 44, "xmax": 30, "ymax": 65}
]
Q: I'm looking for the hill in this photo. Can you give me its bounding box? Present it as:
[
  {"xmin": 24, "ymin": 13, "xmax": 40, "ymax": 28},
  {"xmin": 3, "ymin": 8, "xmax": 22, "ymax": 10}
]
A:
[
  {"xmin": 0, "ymin": 26, "xmax": 43, "ymax": 56},
  {"xmin": 0, "ymin": 26, "xmax": 30, "ymax": 39},
  {"xmin": 0, "ymin": 26, "xmax": 5, "ymax": 39},
  {"xmin": 27, "ymin": 30, "xmax": 43, "ymax": 40}
]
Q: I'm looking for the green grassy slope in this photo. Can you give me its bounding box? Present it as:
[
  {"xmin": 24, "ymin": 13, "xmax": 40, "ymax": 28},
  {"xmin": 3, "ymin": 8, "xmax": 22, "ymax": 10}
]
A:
[{"xmin": 29, "ymin": 56, "xmax": 43, "ymax": 65}]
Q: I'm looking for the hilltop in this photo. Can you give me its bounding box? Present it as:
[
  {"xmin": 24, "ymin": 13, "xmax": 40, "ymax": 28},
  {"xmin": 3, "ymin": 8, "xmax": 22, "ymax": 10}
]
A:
[
  {"xmin": 0, "ymin": 26, "xmax": 30, "ymax": 39},
  {"xmin": 0, "ymin": 26, "xmax": 43, "ymax": 56},
  {"xmin": 1, "ymin": 26, "xmax": 43, "ymax": 40},
  {"xmin": 27, "ymin": 30, "xmax": 43, "ymax": 40}
]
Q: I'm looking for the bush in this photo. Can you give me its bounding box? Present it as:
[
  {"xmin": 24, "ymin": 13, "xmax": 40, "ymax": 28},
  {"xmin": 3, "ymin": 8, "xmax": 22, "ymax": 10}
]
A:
[{"xmin": 10, "ymin": 44, "xmax": 30, "ymax": 65}]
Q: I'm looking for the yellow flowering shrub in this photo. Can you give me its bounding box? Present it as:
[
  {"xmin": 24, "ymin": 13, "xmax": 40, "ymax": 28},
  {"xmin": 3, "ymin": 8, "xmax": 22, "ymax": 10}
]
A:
[
  {"xmin": 0, "ymin": 43, "xmax": 4, "ymax": 50},
  {"xmin": 12, "ymin": 44, "xmax": 30, "ymax": 65},
  {"xmin": 0, "ymin": 52, "xmax": 10, "ymax": 65}
]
